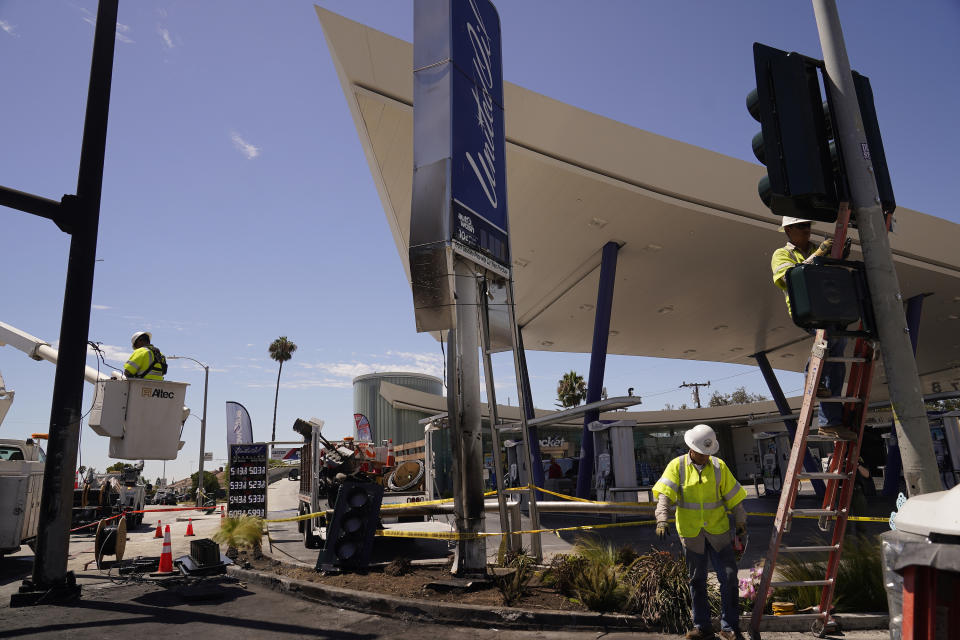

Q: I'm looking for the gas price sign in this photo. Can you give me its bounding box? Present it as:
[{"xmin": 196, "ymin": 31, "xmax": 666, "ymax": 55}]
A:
[{"xmin": 228, "ymin": 443, "xmax": 268, "ymax": 518}]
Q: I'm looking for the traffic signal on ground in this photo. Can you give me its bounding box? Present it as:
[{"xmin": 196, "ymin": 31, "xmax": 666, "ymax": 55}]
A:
[
  {"xmin": 316, "ymin": 480, "xmax": 383, "ymax": 571},
  {"xmin": 748, "ymin": 43, "xmax": 839, "ymax": 222}
]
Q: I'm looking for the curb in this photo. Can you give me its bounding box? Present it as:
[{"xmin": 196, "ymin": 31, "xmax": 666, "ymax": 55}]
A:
[
  {"xmin": 227, "ymin": 566, "xmax": 888, "ymax": 633},
  {"xmin": 227, "ymin": 566, "xmax": 645, "ymax": 632}
]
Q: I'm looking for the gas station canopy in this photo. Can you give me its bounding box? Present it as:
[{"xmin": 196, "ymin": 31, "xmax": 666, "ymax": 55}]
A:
[{"xmin": 316, "ymin": 8, "xmax": 960, "ymax": 393}]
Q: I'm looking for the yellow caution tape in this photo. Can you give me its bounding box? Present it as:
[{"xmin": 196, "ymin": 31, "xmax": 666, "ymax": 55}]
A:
[
  {"xmin": 747, "ymin": 511, "xmax": 889, "ymax": 523},
  {"xmin": 504, "ymin": 484, "xmax": 656, "ymax": 507}
]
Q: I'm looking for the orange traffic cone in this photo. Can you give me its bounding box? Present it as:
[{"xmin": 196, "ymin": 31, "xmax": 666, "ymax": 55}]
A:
[
  {"xmin": 154, "ymin": 520, "xmax": 163, "ymax": 538},
  {"xmin": 156, "ymin": 524, "xmax": 175, "ymax": 575},
  {"xmin": 185, "ymin": 518, "xmax": 195, "ymax": 536},
  {"xmin": 220, "ymin": 505, "xmax": 225, "ymax": 520}
]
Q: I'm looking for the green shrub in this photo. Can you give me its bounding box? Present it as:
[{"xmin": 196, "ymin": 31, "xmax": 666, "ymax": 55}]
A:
[
  {"xmin": 490, "ymin": 548, "xmax": 535, "ymax": 606},
  {"xmin": 213, "ymin": 516, "xmax": 264, "ymax": 555},
  {"xmin": 566, "ymin": 537, "xmax": 636, "ymax": 612},
  {"xmin": 541, "ymin": 552, "xmax": 587, "ymax": 597},
  {"xmin": 625, "ymin": 549, "xmax": 718, "ymax": 634}
]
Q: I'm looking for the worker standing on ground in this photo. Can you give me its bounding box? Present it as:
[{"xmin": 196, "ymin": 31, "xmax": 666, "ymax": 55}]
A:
[
  {"xmin": 771, "ymin": 217, "xmax": 853, "ymax": 439},
  {"xmin": 653, "ymin": 424, "xmax": 747, "ymax": 640},
  {"xmin": 123, "ymin": 331, "xmax": 167, "ymax": 380}
]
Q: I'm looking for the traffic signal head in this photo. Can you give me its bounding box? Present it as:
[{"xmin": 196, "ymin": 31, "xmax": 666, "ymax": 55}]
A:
[
  {"xmin": 316, "ymin": 480, "xmax": 383, "ymax": 571},
  {"xmin": 852, "ymin": 72, "xmax": 895, "ymax": 215},
  {"xmin": 748, "ymin": 43, "xmax": 839, "ymax": 222}
]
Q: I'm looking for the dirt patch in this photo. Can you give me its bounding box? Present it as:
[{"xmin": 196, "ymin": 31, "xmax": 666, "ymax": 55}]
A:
[{"xmin": 236, "ymin": 551, "xmax": 584, "ymax": 611}]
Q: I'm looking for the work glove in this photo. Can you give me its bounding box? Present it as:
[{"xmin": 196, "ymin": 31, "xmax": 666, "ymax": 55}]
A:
[
  {"xmin": 812, "ymin": 238, "xmax": 834, "ymax": 258},
  {"xmin": 736, "ymin": 523, "xmax": 747, "ymax": 538},
  {"xmin": 656, "ymin": 521, "xmax": 670, "ymax": 540}
]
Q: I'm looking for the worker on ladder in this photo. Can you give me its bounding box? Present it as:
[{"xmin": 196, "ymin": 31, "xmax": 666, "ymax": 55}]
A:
[
  {"xmin": 653, "ymin": 424, "xmax": 747, "ymax": 640},
  {"xmin": 124, "ymin": 331, "xmax": 167, "ymax": 381},
  {"xmin": 771, "ymin": 217, "xmax": 853, "ymax": 439}
]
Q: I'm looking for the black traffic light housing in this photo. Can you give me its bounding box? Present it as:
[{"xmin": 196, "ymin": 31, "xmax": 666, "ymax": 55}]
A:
[
  {"xmin": 317, "ymin": 480, "xmax": 383, "ymax": 572},
  {"xmin": 749, "ymin": 43, "xmax": 839, "ymax": 222},
  {"xmin": 748, "ymin": 43, "xmax": 896, "ymax": 224},
  {"xmin": 784, "ymin": 259, "xmax": 876, "ymax": 336},
  {"xmin": 851, "ymin": 72, "xmax": 896, "ymax": 215}
]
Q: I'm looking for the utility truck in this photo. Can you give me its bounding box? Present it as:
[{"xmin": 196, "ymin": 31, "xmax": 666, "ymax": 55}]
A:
[
  {"xmin": 0, "ymin": 433, "xmax": 45, "ymax": 559},
  {"xmin": 0, "ymin": 321, "xmax": 194, "ymax": 558}
]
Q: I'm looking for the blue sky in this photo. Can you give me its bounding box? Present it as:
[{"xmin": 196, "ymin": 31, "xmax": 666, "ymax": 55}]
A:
[{"xmin": 1, "ymin": 1, "xmax": 957, "ymax": 483}]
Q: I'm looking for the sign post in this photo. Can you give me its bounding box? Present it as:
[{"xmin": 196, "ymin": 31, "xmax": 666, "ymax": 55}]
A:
[
  {"xmin": 412, "ymin": 0, "xmax": 511, "ymax": 574},
  {"xmin": 228, "ymin": 443, "xmax": 268, "ymax": 519}
]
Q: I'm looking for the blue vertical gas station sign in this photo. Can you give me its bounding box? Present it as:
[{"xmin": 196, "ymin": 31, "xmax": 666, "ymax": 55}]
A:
[{"xmin": 411, "ymin": 0, "xmax": 509, "ymax": 332}]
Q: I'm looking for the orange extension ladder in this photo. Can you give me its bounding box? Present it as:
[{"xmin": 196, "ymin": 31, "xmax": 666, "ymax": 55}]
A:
[{"xmin": 749, "ymin": 209, "xmax": 879, "ymax": 639}]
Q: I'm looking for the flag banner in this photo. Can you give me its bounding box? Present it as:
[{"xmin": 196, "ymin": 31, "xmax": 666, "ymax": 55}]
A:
[
  {"xmin": 226, "ymin": 401, "xmax": 253, "ymax": 445},
  {"xmin": 354, "ymin": 413, "xmax": 373, "ymax": 442}
]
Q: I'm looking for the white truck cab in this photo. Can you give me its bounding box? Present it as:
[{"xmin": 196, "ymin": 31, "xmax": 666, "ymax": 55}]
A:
[{"xmin": 0, "ymin": 438, "xmax": 45, "ymax": 558}]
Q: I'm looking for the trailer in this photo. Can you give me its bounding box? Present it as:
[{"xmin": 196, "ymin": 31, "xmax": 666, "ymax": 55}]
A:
[{"xmin": 292, "ymin": 418, "xmax": 426, "ymax": 549}]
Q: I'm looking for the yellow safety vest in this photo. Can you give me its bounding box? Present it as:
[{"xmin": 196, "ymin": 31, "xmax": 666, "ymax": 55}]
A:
[
  {"xmin": 770, "ymin": 242, "xmax": 814, "ymax": 315},
  {"xmin": 124, "ymin": 346, "xmax": 166, "ymax": 381},
  {"xmin": 652, "ymin": 454, "xmax": 746, "ymax": 538}
]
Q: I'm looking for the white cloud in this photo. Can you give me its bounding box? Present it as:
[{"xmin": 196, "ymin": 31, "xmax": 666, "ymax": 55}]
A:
[
  {"xmin": 87, "ymin": 342, "xmax": 129, "ymax": 366},
  {"xmin": 78, "ymin": 8, "xmax": 133, "ymax": 43},
  {"xmin": 247, "ymin": 378, "xmax": 351, "ymax": 390},
  {"xmin": 157, "ymin": 25, "xmax": 173, "ymax": 49},
  {"xmin": 1, "ymin": 20, "xmax": 18, "ymax": 37},
  {"xmin": 92, "ymin": 304, "xmax": 111, "ymax": 310},
  {"xmin": 115, "ymin": 22, "xmax": 133, "ymax": 43},
  {"xmin": 297, "ymin": 351, "xmax": 444, "ymax": 381},
  {"xmin": 230, "ymin": 132, "xmax": 260, "ymax": 159}
]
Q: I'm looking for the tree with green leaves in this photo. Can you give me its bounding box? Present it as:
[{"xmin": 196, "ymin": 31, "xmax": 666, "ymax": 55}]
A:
[
  {"xmin": 268, "ymin": 336, "xmax": 297, "ymax": 442},
  {"xmin": 556, "ymin": 370, "xmax": 587, "ymax": 408},
  {"xmin": 708, "ymin": 386, "xmax": 768, "ymax": 407},
  {"xmin": 191, "ymin": 470, "xmax": 220, "ymax": 496}
]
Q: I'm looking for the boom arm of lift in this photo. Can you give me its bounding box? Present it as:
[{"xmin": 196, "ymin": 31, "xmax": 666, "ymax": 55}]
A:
[
  {"xmin": 0, "ymin": 321, "xmax": 111, "ymax": 385},
  {"xmin": 0, "ymin": 322, "xmax": 190, "ymax": 459}
]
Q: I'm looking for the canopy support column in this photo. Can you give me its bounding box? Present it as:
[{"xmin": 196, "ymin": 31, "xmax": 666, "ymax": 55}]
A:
[{"xmin": 576, "ymin": 241, "xmax": 620, "ymax": 499}]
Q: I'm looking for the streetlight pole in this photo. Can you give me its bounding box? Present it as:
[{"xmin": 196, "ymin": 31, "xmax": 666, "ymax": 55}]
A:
[
  {"xmin": 169, "ymin": 355, "xmax": 209, "ymax": 507},
  {"xmin": 811, "ymin": 0, "xmax": 941, "ymax": 496}
]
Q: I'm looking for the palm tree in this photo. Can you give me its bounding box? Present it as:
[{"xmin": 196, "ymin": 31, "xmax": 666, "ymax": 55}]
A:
[
  {"xmin": 556, "ymin": 370, "xmax": 587, "ymax": 408},
  {"xmin": 268, "ymin": 336, "xmax": 297, "ymax": 442}
]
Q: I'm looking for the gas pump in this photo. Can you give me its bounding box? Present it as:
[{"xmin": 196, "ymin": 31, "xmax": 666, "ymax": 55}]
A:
[
  {"xmin": 503, "ymin": 439, "xmax": 530, "ymax": 507},
  {"xmin": 753, "ymin": 431, "xmax": 791, "ymax": 495},
  {"xmin": 588, "ymin": 420, "xmax": 638, "ymax": 502}
]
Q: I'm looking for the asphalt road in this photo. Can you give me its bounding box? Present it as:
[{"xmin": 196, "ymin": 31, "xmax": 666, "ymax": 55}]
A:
[
  {"xmin": 0, "ymin": 480, "xmax": 893, "ymax": 639},
  {"xmin": 0, "ymin": 576, "xmax": 890, "ymax": 640}
]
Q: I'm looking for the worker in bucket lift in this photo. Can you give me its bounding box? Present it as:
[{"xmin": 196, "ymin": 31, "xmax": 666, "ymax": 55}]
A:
[
  {"xmin": 771, "ymin": 216, "xmax": 854, "ymax": 440},
  {"xmin": 654, "ymin": 424, "xmax": 747, "ymax": 640},
  {"xmin": 123, "ymin": 331, "xmax": 167, "ymax": 381}
]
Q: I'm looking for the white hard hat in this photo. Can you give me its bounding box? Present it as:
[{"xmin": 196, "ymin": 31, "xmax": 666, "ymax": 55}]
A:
[
  {"xmin": 780, "ymin": 216, "xmax": 814, "ymax": 231},
  {"xmin": 684, "ymin": 424, "xmax": 720, "ymax": 456},
  {"xmin": 130, "ymin": 331, "xmax": 152, "ymax": 348}
]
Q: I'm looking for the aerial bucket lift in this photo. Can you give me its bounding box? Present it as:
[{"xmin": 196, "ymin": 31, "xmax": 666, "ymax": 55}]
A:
[{"xmin": 0, "ymin": 321, "xmax": 188, "ymax": 460}]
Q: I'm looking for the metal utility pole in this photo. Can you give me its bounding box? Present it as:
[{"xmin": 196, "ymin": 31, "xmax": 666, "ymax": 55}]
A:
[
  {"xmin": 812, "ymin": 0, "xmax": 941, "ymax": 495},
  {"xmin": 680, "ymin": 380, "xmax": 711, "ymax": 409},
  {"xmin": 3, "ymin": 0, "xmax": 119, "ymax": 606}
]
